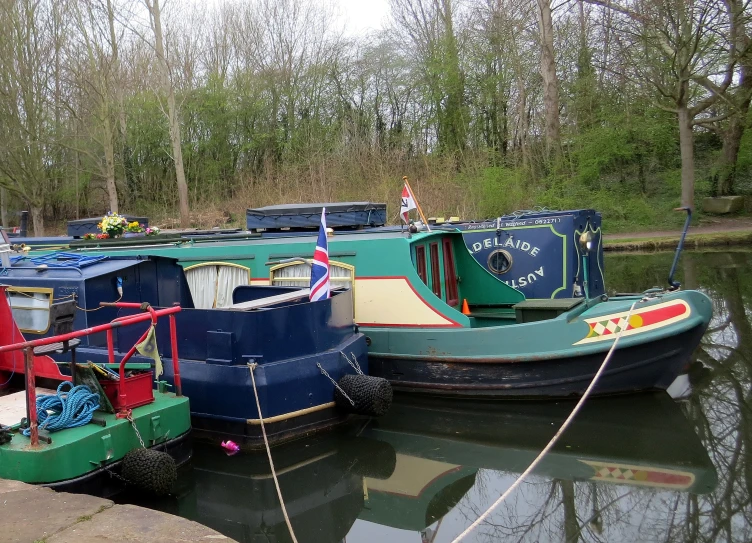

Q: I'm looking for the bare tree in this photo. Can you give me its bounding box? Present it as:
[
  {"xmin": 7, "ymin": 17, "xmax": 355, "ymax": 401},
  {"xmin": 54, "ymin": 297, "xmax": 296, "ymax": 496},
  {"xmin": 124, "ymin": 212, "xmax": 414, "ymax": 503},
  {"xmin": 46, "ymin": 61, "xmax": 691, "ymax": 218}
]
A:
[
  {"xmin": 0, "ymin": 0, "xmax": 58, "ymax": 235},
  {"xmin": 144, "ymin": 0, "xmax": 190, "ymax": 227}
]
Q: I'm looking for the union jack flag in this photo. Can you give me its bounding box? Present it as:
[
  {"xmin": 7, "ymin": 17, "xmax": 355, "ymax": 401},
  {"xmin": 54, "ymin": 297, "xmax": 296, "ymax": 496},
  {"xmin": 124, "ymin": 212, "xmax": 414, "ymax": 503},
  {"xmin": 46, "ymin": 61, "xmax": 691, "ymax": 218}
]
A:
[{"xmin": 309, "ymin": 208, "xmax": 330, "ymax": 301}]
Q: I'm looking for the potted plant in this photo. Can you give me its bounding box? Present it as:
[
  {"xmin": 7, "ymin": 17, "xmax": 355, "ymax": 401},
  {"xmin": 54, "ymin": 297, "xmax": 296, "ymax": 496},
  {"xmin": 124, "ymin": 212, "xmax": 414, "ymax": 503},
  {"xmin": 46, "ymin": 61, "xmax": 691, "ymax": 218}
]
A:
[
  {"xmin": 123, "ymin": 221, "xmax": 146, "ymax": 238},
  {"xmin": 97, "ymin": 212, "xmax": 128, "ymax": 238}
]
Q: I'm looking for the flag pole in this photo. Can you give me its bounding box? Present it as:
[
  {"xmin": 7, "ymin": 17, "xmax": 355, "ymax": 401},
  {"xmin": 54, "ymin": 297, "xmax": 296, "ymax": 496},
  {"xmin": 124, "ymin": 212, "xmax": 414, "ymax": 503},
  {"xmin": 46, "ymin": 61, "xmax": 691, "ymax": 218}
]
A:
[{"xmin": 402, "ymin": 176, "xmax": 431, "ymax": 232}]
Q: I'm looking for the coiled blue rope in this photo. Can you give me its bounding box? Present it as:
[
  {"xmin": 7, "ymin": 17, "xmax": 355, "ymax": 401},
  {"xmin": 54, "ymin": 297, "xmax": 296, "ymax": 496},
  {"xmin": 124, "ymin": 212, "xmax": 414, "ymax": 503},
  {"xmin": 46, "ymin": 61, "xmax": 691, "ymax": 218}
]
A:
[{"xmin": 22, "ymin": 381, "xmax": 100, "ymax": 437}]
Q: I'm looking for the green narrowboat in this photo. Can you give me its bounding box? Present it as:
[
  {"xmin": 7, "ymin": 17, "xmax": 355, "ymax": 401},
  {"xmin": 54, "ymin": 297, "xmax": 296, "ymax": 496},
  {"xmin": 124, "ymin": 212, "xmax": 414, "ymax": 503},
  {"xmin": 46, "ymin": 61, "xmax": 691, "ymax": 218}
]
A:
[
  {"xmin": 0, "ymin": 287, "xmax": 191, "ymax": 495},
  {"xmin": 25, "ymin": 227, "xmax": 712, "ymax": 398}
]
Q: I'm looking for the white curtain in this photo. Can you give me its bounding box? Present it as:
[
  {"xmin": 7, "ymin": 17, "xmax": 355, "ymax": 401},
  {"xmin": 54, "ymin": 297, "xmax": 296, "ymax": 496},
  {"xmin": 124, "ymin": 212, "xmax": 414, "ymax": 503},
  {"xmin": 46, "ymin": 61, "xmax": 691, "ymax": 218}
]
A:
[
  {"xmin": 273, "ymin": 263, "xmax": 310, "ymax": 287},
  {"xmin": 185, "ymin": 266, "xmax": 218, "ymax": 309},
  {"xmin": 272, "ymin": 262, "xmax": 353, "ymax": 290},
  {"xmin": 216, "ymin": 266, "xmax": 250, "ymax": 308},
  {"xmin": 330, "ymin": 264, "xmax": 352, "ymax": 290}
]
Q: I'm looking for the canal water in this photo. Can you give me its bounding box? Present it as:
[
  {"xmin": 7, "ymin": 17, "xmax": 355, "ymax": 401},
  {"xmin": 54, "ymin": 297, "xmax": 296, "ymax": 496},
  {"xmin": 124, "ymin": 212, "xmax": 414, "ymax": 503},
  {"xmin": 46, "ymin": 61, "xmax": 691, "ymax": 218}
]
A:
[{"xmin": 120, "ymin": 250, "xmax": 752, "ymax": 542}]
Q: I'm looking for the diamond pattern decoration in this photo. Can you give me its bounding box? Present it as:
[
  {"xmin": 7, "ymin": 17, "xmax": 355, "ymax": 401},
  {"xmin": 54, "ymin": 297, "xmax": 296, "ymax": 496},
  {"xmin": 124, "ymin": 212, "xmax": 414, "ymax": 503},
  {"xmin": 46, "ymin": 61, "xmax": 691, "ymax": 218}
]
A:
[
  {"xmin": 595, "ymin": 466, "xmax": 639, "ymax": 480},
  {"xmin": 587, "ymin": 317, "xmax": 631, "ymax": 338}
]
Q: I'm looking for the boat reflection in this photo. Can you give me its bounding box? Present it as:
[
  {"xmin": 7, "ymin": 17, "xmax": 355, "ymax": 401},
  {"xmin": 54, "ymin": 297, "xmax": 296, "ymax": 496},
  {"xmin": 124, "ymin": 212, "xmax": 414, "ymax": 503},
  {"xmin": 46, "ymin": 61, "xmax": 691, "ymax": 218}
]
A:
[
  {"xmin": 358, "ymin": 393, "xmax": 717, "ymax": 537},
  {"xmin": 125, "ymin": 393, "xmax": 715, "ymax": 542}
]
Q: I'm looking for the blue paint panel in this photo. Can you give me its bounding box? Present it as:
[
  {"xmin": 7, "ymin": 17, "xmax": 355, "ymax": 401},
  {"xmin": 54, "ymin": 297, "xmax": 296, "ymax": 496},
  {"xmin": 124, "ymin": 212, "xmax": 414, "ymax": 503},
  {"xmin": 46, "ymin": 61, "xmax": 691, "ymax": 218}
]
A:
[{"xmin": 458, "ymin": 209, "xmax": 605, "ymax": 299}]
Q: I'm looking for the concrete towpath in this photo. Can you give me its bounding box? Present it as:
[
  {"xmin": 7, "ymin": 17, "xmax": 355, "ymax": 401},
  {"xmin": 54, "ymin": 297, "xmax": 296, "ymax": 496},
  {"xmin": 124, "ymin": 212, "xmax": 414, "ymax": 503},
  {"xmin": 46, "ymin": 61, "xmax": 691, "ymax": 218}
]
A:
[{"xmin": 0, "ymin": 479, "xmax": 235, "ymax": 543}]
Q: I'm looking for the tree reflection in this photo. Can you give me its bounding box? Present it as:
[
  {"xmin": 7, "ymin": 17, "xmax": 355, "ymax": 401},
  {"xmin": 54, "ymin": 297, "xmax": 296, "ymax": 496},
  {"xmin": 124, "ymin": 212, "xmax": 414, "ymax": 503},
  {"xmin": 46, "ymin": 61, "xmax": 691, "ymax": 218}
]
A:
[{"xmin": 451, "ymin": 251, "xmax": 752, "ymax": 542}]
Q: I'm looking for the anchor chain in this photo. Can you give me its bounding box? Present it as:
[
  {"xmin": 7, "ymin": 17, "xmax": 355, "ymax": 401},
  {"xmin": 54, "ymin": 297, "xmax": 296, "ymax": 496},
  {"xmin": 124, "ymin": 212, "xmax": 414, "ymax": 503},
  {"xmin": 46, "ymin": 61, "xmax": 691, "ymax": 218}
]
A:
[
  {"xmin": 340, "ymin": 351, "xmax": 363, "ymax": 375},
  {"xmin": 124, "ymin": 410, "xmax": 146, "ymax": 449},
  {"xmin": 317, "ymin": 363, "xmax": 355, "ymax": 406}
]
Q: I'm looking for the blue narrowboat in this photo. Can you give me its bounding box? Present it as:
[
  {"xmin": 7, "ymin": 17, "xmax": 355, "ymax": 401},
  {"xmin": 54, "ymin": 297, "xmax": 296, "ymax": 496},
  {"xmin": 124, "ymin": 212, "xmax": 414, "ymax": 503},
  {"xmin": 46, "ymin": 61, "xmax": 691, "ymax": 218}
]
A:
[{"xmin": 0, "ymin": 252, "xmax": 389, "ymax": 448}]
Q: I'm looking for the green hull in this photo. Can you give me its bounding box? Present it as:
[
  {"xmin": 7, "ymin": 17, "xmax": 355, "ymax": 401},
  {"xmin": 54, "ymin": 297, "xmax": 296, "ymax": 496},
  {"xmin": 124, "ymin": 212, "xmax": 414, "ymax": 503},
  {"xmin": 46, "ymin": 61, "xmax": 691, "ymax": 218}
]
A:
[{"xmin": 0, "ymin": 393, "xmax": 190, "ymax": 484}]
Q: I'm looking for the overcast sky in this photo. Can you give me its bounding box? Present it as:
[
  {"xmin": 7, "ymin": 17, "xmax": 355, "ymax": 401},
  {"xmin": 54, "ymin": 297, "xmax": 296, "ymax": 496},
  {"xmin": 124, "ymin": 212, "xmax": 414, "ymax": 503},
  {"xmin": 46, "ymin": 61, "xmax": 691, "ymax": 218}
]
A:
[{"xmin": 334, "ymin": 0, "xmax": 390, "ymax": 35}]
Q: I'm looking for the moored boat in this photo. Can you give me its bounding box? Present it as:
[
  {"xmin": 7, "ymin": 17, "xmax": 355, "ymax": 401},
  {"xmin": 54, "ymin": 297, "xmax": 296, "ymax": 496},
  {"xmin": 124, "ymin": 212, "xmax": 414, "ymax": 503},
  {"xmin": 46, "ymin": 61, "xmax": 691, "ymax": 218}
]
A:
[
  {"xmin": 11, "ymin": 202, "xmax": 605, "ymax": 300},
  {"xmin": 0, "ymin": 252, "xmax": 388, "ymax": 447},
  {"xmin": 19, "ymin": 220, "xmax": 713, "ymax": 398},
  {"xmin": 0, "ymin": 286, "xmax": 191, "ymax": 496}
]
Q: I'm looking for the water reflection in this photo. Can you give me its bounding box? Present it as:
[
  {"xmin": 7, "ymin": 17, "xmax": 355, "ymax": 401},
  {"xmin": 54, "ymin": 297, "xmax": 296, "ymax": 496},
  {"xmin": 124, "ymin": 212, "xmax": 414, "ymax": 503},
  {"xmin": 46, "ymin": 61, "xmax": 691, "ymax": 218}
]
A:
[{"xmin": 123, "ymin": 250, "xmax": 752, "ymax": 542}]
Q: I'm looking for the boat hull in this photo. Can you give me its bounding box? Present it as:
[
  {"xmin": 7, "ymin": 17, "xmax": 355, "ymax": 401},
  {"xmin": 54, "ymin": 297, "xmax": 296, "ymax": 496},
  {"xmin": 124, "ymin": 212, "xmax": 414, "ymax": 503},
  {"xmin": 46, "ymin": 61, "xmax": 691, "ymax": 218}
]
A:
[
  {"xmin": 46, "ymin": 429, "xmax": 192, "ymax": 499},
  {"xmin": 369, "ymin": 322, "xmax": 706, "ymax": 397},
  {"xmin": 0, "ymin": 393, "xmax": 191, "ymax": 493},
  {"xmin": 365, "ymin": 290, "xmax": 712, "ymax": 398}
]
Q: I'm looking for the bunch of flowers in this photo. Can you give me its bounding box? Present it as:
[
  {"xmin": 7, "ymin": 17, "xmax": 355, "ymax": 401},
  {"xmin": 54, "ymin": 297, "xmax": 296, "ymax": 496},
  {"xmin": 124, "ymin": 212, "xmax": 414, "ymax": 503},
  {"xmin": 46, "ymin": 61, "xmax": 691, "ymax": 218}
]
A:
[
  {"xmin": 125, "ymin": 221, "xmax": 145, "ymax": 233},
  {"xmin": 83, "ymin": 233, "xmax": 97, "ymax": 240},
  {"xmin": 97, "ymin": 212, "xmax": 127, "ymax": 237},
  {"xmin": 96, "ymin": 233, "xmax": 109, "ymax": 240},
  {"xmin": 145, "ymin": 226, "xmax": 160, "ymax": 236}
]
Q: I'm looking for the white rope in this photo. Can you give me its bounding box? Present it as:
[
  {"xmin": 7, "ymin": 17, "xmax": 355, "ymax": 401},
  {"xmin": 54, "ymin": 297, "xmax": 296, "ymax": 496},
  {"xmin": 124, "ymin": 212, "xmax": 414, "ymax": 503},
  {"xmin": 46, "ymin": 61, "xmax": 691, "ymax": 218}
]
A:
[
  {"xmin": 451, "ymin": 298, "xmax": 642, "ymax": 543},
  {"xmin": 248, "ymin": 363, "xmax": 299, "ymax": 543}
]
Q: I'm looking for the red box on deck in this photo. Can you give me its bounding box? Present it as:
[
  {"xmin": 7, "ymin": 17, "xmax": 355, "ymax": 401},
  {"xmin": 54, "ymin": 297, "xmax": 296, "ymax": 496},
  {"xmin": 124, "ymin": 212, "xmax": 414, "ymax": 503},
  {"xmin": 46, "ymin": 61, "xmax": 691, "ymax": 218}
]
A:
[{"xmin": 99, "ymin": 371, "xmax": 155, "ymax": 410}]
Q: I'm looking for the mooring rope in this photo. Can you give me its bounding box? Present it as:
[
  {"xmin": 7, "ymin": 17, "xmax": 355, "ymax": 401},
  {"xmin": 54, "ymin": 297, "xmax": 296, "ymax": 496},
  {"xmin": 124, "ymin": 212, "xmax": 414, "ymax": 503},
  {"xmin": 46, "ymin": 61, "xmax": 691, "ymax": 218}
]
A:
[
  {"xmin": 248, "ymin": 363, "xmax": 299, "ymax": 543},
  {"xmin": 22, "ymin": 381, "xmax": 100, "ymax": 436},
  {"xmin": 450, "ymin": 298, "xmax": 642, "ymax": 543}
]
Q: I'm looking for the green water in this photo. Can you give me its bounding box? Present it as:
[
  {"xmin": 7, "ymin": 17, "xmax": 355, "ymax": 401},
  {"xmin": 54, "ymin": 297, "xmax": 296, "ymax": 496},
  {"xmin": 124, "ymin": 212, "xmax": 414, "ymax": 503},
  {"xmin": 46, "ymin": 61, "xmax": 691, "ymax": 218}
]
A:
[{"xmin": 122, "ymin": 250, "xmax": 752, "ymax": 542}]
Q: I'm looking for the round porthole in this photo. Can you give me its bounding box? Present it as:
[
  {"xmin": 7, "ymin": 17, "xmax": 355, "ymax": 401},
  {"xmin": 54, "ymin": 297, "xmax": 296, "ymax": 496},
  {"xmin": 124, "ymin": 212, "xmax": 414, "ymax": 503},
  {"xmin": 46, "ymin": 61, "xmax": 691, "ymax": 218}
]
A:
[{"xmin": 488, "ymin": 249, "xmax": 513, "ymax": 275}]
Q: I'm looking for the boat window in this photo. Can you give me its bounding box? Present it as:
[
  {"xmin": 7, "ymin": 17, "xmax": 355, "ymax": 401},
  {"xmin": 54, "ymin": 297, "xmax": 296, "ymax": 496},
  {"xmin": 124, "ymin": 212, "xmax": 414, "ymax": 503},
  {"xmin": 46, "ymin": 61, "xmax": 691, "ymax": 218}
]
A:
[
  {"xmin": 270, "ymin": 260, "xmax": 354, "ymax": 292},
  {"xmin": 415, "ymin": 245, "xmax": 427, "ymax": 285},
  {"xmin": 442, "ymin": 238, "xmax": 458, "ymax": 306},
  {"xmin": 6, "ymin": 287, "xmax": 52, "ymax": 333},
  {"xmin": 184, "ymin": 263, "xmax": 250, "ymax": 309},
  {"xmin": 429, "ymin": 242, "xmax": 442, "ymax": 298},
  {"xmin": 488, "ymin": 249, "xmax": 513, "ymax": 274}
]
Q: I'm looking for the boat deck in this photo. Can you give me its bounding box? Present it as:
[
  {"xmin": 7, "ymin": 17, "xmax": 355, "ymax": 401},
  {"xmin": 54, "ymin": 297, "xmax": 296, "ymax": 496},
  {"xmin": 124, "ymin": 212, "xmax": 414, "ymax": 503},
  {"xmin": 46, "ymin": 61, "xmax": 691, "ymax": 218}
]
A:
[{"xmin": 0, "ymin": 388, "xmax": 56, "ymax": 427}]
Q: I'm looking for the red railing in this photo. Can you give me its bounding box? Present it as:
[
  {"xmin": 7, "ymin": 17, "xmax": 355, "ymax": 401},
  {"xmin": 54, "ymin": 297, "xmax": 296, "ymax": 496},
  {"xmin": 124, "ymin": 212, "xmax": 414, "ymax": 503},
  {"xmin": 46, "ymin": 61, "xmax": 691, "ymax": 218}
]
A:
[{"xmin": 0, "ymin": 302, "xmax": 182, "ymax": 447}]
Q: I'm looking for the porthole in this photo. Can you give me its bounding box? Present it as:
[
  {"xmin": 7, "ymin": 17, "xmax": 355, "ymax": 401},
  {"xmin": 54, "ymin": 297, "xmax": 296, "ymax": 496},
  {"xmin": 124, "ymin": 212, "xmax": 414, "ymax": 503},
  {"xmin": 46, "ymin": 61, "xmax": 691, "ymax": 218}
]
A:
[{"xmin": 488, "ymin": 249, "xmax": 513, "ymax": 275}]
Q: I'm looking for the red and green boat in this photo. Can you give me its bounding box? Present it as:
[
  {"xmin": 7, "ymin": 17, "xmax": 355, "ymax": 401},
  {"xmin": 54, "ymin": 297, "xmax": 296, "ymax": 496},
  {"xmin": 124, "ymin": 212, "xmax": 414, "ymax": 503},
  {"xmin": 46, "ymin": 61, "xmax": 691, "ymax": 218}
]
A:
[{"xmin": 0, "ymin": 287, "xmax": 191, "ymax": 495}]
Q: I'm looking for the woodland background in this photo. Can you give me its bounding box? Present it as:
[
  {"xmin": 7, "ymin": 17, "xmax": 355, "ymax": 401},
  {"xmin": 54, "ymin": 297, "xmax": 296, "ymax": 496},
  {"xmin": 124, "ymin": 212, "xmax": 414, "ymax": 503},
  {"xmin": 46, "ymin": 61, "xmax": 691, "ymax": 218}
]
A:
[{"xmin": 0, "ymin": 0, "xmax": 751, "ymax": 235}]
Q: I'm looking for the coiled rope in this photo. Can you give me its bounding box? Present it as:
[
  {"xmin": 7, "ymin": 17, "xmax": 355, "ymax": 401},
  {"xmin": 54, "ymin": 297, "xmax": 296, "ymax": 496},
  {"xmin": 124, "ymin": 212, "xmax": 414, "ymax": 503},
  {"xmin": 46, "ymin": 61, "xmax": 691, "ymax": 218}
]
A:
[
  {"xmin": 248, "ymin": 363, "xmax": 299, "ymax": 543},
  {"xmin": 450, "ymin": 298, "xmax": 642, "ymax": 542},
  {"xmin": 22, "ymin": 381, "xmax": 100, "ymax": 436}
]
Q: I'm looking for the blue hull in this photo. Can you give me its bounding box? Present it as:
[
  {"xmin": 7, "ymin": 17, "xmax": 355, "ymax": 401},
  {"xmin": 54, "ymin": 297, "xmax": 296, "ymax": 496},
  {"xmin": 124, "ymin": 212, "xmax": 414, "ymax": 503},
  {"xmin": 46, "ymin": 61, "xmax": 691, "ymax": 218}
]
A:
[{"xmin": 0, "ymin": 256, "xmax": 368, "ymax": 447}]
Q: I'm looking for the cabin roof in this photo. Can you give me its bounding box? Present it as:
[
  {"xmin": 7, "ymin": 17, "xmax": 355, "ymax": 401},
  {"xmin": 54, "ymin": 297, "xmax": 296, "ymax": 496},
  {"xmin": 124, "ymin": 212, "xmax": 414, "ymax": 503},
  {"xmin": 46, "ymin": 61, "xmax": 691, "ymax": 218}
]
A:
[{"xmin": 3, "ymin": 256, "xmax": 142, "ymax": 278}]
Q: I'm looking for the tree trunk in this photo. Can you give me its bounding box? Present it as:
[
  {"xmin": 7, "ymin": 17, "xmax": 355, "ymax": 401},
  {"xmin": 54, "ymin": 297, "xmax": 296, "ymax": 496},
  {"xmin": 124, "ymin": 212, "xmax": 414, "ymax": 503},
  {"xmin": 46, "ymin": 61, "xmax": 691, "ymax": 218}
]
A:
[
  {"xmin": 536, "ymin": 0, "xmax": 561, "ymax": 159},
  {"xmin": 30, "ymin": 204, "xmax": 44, "ymax": 236},
  {"xmin": 560, "ymin": 480, "xmax": 580, "ymax": 543},
  {"xmin": 107, "ymin": 0, "xmax": 132, "ymax": 205},
  {"xmin": 677, "ymin": 104, "xmax": 695, "ymax": 210},
  {"xmin": 149, "ymin": 0, "xmax": 190, "ymax": 227},
  {"xmin": 0, "ymin": 187, "xmax": 7, "ymax": 228},
  {"xmin": 103, "ymin": 114, "xmax": 118, "ymax": 213},
  {"xmin": 718, "ymin": 118, "xmax": 744, "ymax": 196}
]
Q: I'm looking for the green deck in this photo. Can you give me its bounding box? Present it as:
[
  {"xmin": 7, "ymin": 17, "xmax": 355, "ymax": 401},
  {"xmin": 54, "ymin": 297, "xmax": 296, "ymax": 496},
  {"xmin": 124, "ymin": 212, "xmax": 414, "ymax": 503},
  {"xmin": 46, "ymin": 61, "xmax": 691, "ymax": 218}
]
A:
[{"xmin": 0, "ymin": 393, "xmax": 190, "ymax": 484}]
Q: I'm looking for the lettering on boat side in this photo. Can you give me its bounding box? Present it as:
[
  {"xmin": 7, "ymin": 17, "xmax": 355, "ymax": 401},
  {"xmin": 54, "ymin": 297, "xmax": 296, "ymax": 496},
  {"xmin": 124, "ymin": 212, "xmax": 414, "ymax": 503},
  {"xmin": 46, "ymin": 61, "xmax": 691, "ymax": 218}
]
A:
[
  {"xmin": 502, "ymin": 267, "xmax": 545, "ymax": 289},
  {"xmin": 573, "ymin": 300, "xmax": 691, "ymax": 345},
  {"xmin": 469, "ymin": 236, "xmax": 541, "ymax": 257},
  {"xmin": 464, "ymin": 217, "xmax": 562, "ymax": 230}
]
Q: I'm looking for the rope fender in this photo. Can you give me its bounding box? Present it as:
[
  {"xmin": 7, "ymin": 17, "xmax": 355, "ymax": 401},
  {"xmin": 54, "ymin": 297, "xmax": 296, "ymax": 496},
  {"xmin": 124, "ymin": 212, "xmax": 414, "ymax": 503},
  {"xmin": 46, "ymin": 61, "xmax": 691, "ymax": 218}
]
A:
[{"xmin": 22, "ymin": 381, "xmax": 100, "ymax": 436}]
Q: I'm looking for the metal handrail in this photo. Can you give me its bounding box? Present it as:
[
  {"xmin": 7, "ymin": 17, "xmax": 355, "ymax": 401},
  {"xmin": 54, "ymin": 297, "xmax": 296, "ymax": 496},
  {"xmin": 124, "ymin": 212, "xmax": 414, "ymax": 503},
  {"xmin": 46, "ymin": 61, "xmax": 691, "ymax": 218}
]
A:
[{"xmin": 0, "ymin": 289, "xmax": 182, "ymax": 447}]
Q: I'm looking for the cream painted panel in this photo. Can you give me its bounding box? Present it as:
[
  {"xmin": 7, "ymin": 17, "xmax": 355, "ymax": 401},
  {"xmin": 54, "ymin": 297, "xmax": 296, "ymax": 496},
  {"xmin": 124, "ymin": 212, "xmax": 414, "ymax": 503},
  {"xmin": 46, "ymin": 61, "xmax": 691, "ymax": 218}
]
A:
[
  {"xmin": 354, "ymin": 278, "xmax": 456, "ymax": 326},
  {"xmin": 365, "ymin": 454, "xmax": 460, "ymax": 497}
]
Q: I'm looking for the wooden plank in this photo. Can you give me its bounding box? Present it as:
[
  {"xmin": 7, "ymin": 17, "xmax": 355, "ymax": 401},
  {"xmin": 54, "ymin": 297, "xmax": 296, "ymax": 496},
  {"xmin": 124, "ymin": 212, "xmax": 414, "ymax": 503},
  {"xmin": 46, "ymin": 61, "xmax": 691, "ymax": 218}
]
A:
[
  {"xmin": 227, "ymin": 289, "xmax": 310, "ymax": 311},
  {"xmin": 0, "ymin": 388, "xmax": 56, "ymax": 427}
]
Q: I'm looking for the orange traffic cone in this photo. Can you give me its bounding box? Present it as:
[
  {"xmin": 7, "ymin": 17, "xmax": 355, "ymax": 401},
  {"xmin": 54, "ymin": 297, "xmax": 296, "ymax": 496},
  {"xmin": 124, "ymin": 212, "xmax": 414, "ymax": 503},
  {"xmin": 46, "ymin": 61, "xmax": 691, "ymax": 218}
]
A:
[{"xmin": 461, "ymin": 299, "xmax": 470, "ymax": 315}]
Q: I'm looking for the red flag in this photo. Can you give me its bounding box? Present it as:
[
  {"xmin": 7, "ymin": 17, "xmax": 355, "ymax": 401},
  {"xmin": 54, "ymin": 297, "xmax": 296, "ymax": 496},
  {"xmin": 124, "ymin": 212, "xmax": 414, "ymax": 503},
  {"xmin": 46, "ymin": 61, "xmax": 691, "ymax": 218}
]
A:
[{"xmin": 400, "ymin": 183, "xmax": 417, "ymax": 224}]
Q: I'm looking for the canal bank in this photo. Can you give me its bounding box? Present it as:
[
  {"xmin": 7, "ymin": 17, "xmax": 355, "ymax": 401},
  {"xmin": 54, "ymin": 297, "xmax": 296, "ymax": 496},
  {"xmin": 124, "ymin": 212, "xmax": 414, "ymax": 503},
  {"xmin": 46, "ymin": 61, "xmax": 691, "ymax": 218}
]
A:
[
  {"xmin": 0, "ymin": 478, "xmax": 235, "ymax": 543},
  {"xmin": 605, "ymin": 217, "xmax": 752, "ymax": 251}
]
